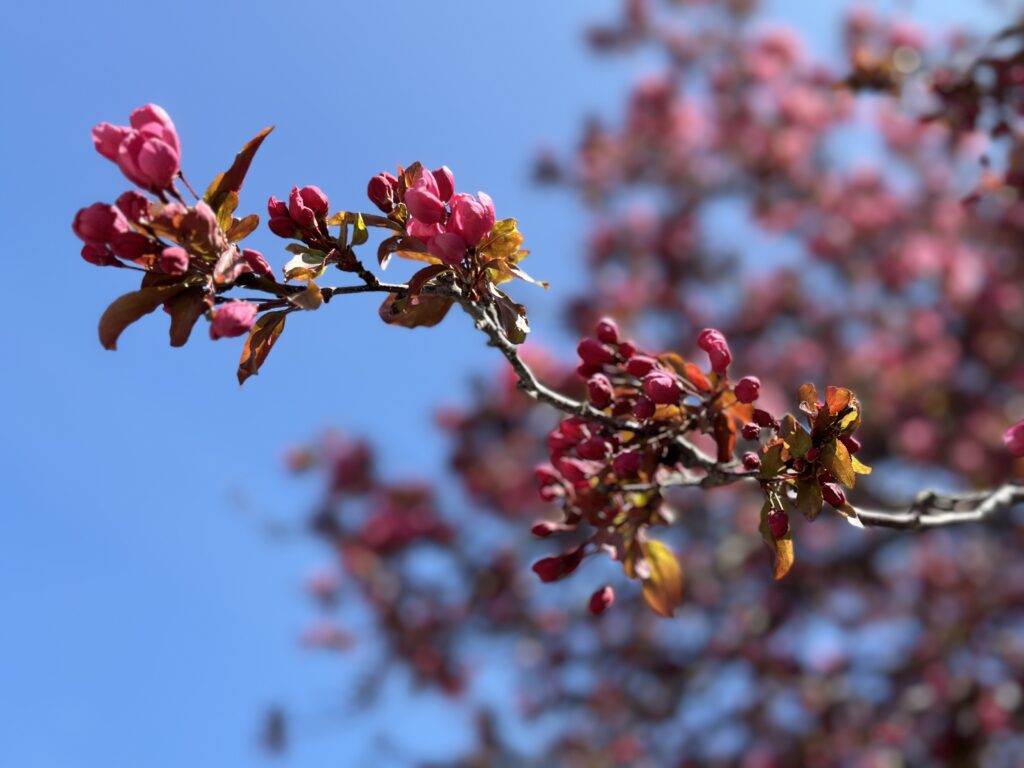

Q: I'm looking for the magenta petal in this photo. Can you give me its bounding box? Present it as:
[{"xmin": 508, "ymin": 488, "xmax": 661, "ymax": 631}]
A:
[
  {"xmin": 405, "ymin": 186, "xmax": 446, "ymax": 224},
  {"xmin": 137, "ymin": 138, "xmax": 180, "ymax": 189},
  {"xmin": 428, "ymin": 232, "xmax": 467, "ymax": 265}
]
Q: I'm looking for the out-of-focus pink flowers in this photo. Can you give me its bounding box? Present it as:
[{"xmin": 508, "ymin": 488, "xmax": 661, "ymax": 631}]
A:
[
  {"xmin": 1005, "ymin": 420, "xmax": 1024, "ymax": 457},
  {"xmin": 209, "ymin": 301, "xmax": 258, "ymax": 340},
  {"xmin": 697, "ymin": 328, "xmax": 732, "ymax": 374},
  {"xmin": 93, "ymin": 104, "xmax": 181, "ymax": 190}
]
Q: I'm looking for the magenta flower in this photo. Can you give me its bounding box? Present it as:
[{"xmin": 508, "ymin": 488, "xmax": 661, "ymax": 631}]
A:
[
  {"xmin": 288, "ymin": 186, "xmax": 318, "ymax": 230},
  {"xmin": 427, "ymin": 232, "xmax": 467, "ymax": 266},
  {"xmin": 1005, "ymin": 420, "xmax": 1024, "ymax": 457},
  {"xmin": 209, "ymin": 301, "xmax": 258, "ymax": 340},
  {"xmin": 367, "ymin": 172, "xmax": 399, "ymax": 212},
  {"xmin": 405, "ymin": 172, "xmax": 446, "ymax": 224},
  {"xmin": 448, "ymin": 192, "xmax": 496, "ymax": 246},
  {"xmin": 242, "ymin": 248, "xmax": 274, "ymax": 278},
  {"xmin": 93, "ymin": 104, "xmax": 182, "ymax": 190},
  {"xmin": 431, "ymin": 166, "xmax": 455, "ymax": 202}
]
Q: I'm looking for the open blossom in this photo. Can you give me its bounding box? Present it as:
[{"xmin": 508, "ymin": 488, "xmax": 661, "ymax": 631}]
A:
[
  {"xmin": 209, "ymin": 301, "xmax": 258, "ymax": 340},
  {"xmin": 427, "ymin": 232, "xmax": 467, "ymax": 266},
  {"xmin": 93, "ymin": 103, "xmax": 181, "ymax": 190},
  {"xmin": 448, "ymin": 192, "xmax": 495, "ymax": 246},
  {"xmin": 1005, "ymin": 420, "xmax": 1024, "ymax": 457},
  {"xmin": 405, "ymin": 172, "xmax": 447, "ymax": 224}
]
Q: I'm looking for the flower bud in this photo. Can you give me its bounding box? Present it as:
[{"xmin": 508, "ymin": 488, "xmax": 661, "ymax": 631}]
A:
[
  {"xmin": 587, "ymin": 374, "xmax": 614, "ymax": 408},
  {"xmin": 577, "ymin": 337, "xmax": 614, "ymax": 366},
  {"xmin": 80, "ymin": 243, "xmax": 117, "ymax": 266},
  {"xmin": 742, "ymin": 451, "xmax": 762, "ymax": 471},
  {"xmin": 431, "ymin": 166, "xmax": 455, "ymax": 202},
  {"xmin": 405, "ymin": 174, "xmax": 446, "ymax": 224},
  {"xmin": 742, "ymin": 423, "xmax": 761, "ymax": 441},
  {"xmin": 805, "ymin": 447, "xmax": 820, "ymax": 462},
  {"xmin": 821, "ymin": 482, "xmax": 846, "ymax": 508},
  {"xmin": 72, "ymin": 203, "xmax": 129, "ymax": 245},
  {"xmin": 111, "ymin": 232, "xmax": 155, "ymax": 261},
  {"xmin": 612, "ymin": 450, "xmax": 641, "ymax": 476},
  {"xmin": 634, "ymin": 397, "xmax": 655, "ymax": 419},
  {"xmin": 532, "ymin": 547, "xmax": 584, "ymax": 583},
  {"xmin": 577, "ymin": 437, "xmax": 610, "ymax": 461},
  {"xmin": 268, "ymin": 196, "xmax": 289, "ymax": 218},
  {"xmin": 1005, "ymin": 420, "xmax": 1024, "ymax": 457},
  {"xmin": 297, "ymin": 185, "xmax": 329, "ymax": 217},
  {"xmin": 697, "ymin": 328, "xmax": 732, "ymax": 374},
  {"xmin": 209, "ymin": 301, "xmax": 258, "ymax": 340},
  {"xmin": 766, "ymin": 510, "xmax": 789, "ymax": 539},
  {"xmin": 589, "ymin": 585, "xmax": 615, "ymax": 616},
  {"xmin": 115, "ymin": 191, "xmax": 150, "ymax": 223},
  {"xmin": 242, "ymin": 248, "xmax": 274, "ymax": 278},
  {"xmin": 531, "ymin": 521, "xmax": 560, "ymax": 538},
  {"xmin": 840, "ymin": 435, "xmax": 862, "ymax": 455},
  {"xmin": 269, "ymin": 216, "xmax": 298, "ymax": 239},
  {"xmin": 734, "ymin": 376, "xmax": 761, "ymax": 404},
  {"xmin": 427, "ymin": 232, "xmax": 467, "ymax": 266},
  {"xmin": 130, "ymin": 103, "xmax": 180, "ymax": 155},
  {"xmin": 625, "ymin": 355, "xmax": 656, "ymax": 377},
  {"xmin": 92, "ymin": 122, "xmax": 130, "ymax": 162},
  {"xmin": 753, "ymin": 409, "xmax": 777, "ymax": 429},
  {"xmin": 618, "ymin": 340, "xmax": 638, "ymax": 359},
  {"xmin": 367, "ymin": 172, "xmax": 399, "ymax": 212},
  {"xmin": 288, "ymin": 186, "xmax": 317, "ymax": 230},
  {"xmin": 448, "ymin": 192, "xmax": 496, "ymax": 246},
  {"xmin": 642, "ymin": 372, "xmax": 681, "ymax": 405},
  {"xmin": 117, "ymin": 129, "xmax": 180, "ymax": 190},
  {"xmin": 158, "ymin": 245, "xmax": 189, "ymax": 275},
  {"xmin": 557, "ymin": 457, "xmax": 591, "ymax": 484},
  {"xmin": 595, "ymin": 317, "xmax": 620, "ymax": 344},
  {"xmin": 534, "ymin": 463, "xmax": 561, "ymax": 487}
]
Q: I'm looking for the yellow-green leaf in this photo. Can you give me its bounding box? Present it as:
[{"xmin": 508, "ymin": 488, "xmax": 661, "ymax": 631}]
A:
[
  {"xmin": 852, "ymin": 455, "xmax": 873, "ymax": 475},
  {"xmin": 640, "ymin": 539, "xmax": 684, "ymax": 618},
  {"xmin": 821, "ymin": 438, "xmax": 856, "ymax": 488}
]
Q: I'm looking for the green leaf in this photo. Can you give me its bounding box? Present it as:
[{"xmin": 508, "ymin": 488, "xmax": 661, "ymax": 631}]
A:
[
  {"xmin": 283, "ymin": 251, "xmax": 326, "ymax": 282},
  {"xmin": 759, "ymin": 441, "xmax": 786, "ymax": 479},
  {"xmin": 204, "ymin": 126, "xmax": 274, "ymax": 213},
  {"xmin": 780, "ymin": 415, "xmax": 813, "ymax": 459},
  {"xmin": 237, "ymin": 310, "xmax": 288, "ymax": 385},
  {"xmin": 98, "ymin": 284, "xmax": 188, "ymax": 350},
  {"xmin": 287, "ymin": 281, "xmax": 323, "ymax": 311},
  {"xmin": 821, "ymin": 438, "xmax": 856, "ymax": 488},
  {"xmin": 640, "ymin": 539, "xmax": 684, "ymax": 618},
  {"xmin": 351, "ymin": 213, "xmax": 368, "ymax": 246}
]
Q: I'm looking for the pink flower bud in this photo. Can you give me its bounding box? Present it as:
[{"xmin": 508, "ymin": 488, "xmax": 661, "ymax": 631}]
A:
[
  {"xmin": 405, "ymin": 174, "xmax": 446, "ymax": 224},
  {"xmin": 634, "ymin": 397, "xmax": 655, "ymax": 419},
  {"xmin": 618, "ymin": 340, "xmax": 638, "ymax": 359},
  {"xmin": 626, "ymin": 355, "xmax": 656, "ymax": 377},
  {"xmin": 72, "ymin": 203, "xmax": 129, "ymax": 245},
  {"xmin": 595, "ymin": 317, "xmax": 620, "ymax": 344},
  {"xmin": 532, "ymin": 547, "xmax": 584, "ymax": 583},
  {"xmin": 577, "ymin": 337, "xmax": 614, "ymax": 366},
  {"xmin": 534, "ymin": 464, "xmax": 561, "ymax": 487},
  {"xmin": 209, "ymin": 301, "xmax": 258, "ymax": 340},
  {"xmin": 587, "ymin": 374, "xmax": 614, "ymax": 408},
  {"xmin": 117, "ymin": 130, "xmax": 180, "ymax": 190},
  {"xmin": 297, "ymin": 185, "xmax": 329, "ymax": 216},
  {"xmin": 427, "ymin": 232, "xmax": 468, "ymax": 266},
  {"xmin": 242, "ymin": 248, "xmax": 274, "ymax": 278},
  {"xmin": 805, "ymin": 447, "xmax": 820, "ymax": 462},
  {"xmin": 742, "ymin": 451, "xmax": 762, "ymax": 471},
  {"xmin": 288, "ymin": 186, "xmax": 317, "ymax": 230},
  {"xmin": 92, "ymin": 122, "xmax": 130, "ymax": 162},
  {"xmin": 1005, "ymin": 420, "xmax": 1024, "ymax": 457},
  {"xmin": 129, "ymin": 103, "xmax": 180, "ymax": 155},
  {"xmin": 531, "ymin": 521, "xmax": 560, "ymax": 538},
  {"xmin": 734, "ymin": 376, "xmax": 761, "ymax": 404},
  {"xmin": 111, "ymin": 232, "xmax": 155, "ymax": 261},
  {"xmin": 577, "ymin": 437, "xmax": 610, "ymax": 461},
  {"xmin": 115, "ymin": 191, "xmax": 150, "ymax": 223},
  {"xmin": 697, "ymin": 328, "xmax": 732, "ymax": 374},
  {"xmin": 766, "ymin": 510, "xmax": 789, "ymax": 539},
  {"xmin": 268, "ymin": 196, "xmax": 289, "ymax": 218},
  {"xmin": 81, "ymin": 243, "xmax": 117, "ymax": 266},
  {"xmin": 557, "ymin": 457, "xmax": 591, "ymax": 484},
  {"xmin": 431, "ymin": 166, "xmax": 455, "ymax": 202},
  {"xmin": 268, "ymin": 216, "xmax": 297, "ymax": 239},
  {"xmin": 839, "ymin": 435, "xmax": 862, "ymax": 454},
  {"xmin": 643, "ymin": 371, "xmax": 681, "ymax": 404},
  {"xmin": 367, "ymin": 172, "xmax": 399, "ymax": 212},
  {"xmin": 821, "ymin": 482, "xmax": 846, "ymax": 508},
  {"xmin": 589, "ymin": 585, "xmax": 615, "ymax": 616},
  {"xmin": 448, "ymin": 192, "xmax": 496, "ymax": 246},
  {"xmin": 742, "ymin": 423, "xmax": 761, "ymax": 441},
  {"xmin": 158, "ymin": 246, "xmax": 189, "ymax": 275},
  {"xmin": 612, "ymin": 450, "xmax": 641, "ymax": 476}
]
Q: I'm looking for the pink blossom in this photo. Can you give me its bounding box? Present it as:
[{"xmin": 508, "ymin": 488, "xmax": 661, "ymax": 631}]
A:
[
  {"xmin": 288, "ymin": 186, "xmax": 318, "ymax": 229},
  {"xmin": 209, "ymin": 302, "xmax": 258, "ymax": 340},
  {"xmin": 242, "ymin": 248, "xmax": 274, "ymax": 278},
  {"xmin": 405, "ymin": 173, "xmax": 446, "ymax": 224},
  {"xmin": 427, "ymin": 232, "xmax": 467, "ymax": 266},
  {"xmin": 72, "ymin": 203, "xmax": 129, "ymax": 245},
  {"xmin": 158, "ymin": 246, "xmax": 189, "ymax": 275},
  {"xmin": 697, "ymin": 328, "xmax": 732, "ymax": 373},
  {"xmin": 448, "ymin": 192, "xmax": 496, "ymax": 246},
  {"xmin": 431, "ymin": 166, "xmax": 455, "ymax": 202}
]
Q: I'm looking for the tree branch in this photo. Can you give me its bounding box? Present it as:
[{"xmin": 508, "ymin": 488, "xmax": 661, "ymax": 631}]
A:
[{"xmin": 850, "ymin": 483, "xmax": 1024, "ymax": 530}]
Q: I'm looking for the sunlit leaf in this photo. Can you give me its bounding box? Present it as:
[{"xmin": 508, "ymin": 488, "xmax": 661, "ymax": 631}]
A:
[
  {"xmin": 283, "ymin": 251, "xmax": 326, "ymax": 282},
  {"xmin": 825, "ymin": 385, "xmax": 853, "ymax": 415},
  {"xmin": 351, "ymin": 213, "xmax": 369, "ymax": 246},
  {"xmin": 795, "ymin": 476, "xmax": 823, "ymax": 520},
  {"xmin": 640, "ymin": 539, "xmax": 684, "ymax": 618},
  {"xmin": 821, "ymin": 438, "xmax": 856, "ymax": 488},
  {"xmin": 237, "ymin": 310, "xmax": 288, "ymax": 385},
  {"xmin": 379, "ymin": 293, "xmax": 454, "ymax": 329},
  {"xmin": 226, "ymin": 214, "xmax": 260, "ymax": 243},
  {"xmin": 287, "ymin": 281, "xmax": 323, "ymax": 311},
  {"xmin": 204, "ymin": 126, "xmax": 274, "ymax": 213},
  {"xmin": 780, "ymin": 415, "xmax": 813, "ymax": 459},
  {"xmin": 852, "ymin": 456, "xmax": 873, "ymax": 475},
  {"xmin": 759, "ymin": 501, "xmax": 795, "ymax": 580}
]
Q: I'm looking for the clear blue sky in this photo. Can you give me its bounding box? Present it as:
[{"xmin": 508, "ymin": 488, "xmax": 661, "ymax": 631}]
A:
[{"xmin": 0, "ymin": 1, "xmax": 1007, "ymax": 766}]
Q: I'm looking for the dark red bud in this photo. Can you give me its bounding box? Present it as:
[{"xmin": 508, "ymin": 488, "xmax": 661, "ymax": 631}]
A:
[
  {"xmin": 742, "ymin": 423, "xmax": 761, "ymax": 441},
  {"xmin": 766, "ymin": 510, "xmax": 789, "ymax": 539},
  {"xmin": 626, "ymin": 355, "xmax": 657, "ymax": 377},
  {"xmin": 822, "ymin": 482, "xmax": 846, "ymax": 508},
  {"xmin": 531, "ymin": 521, "xmax": 560, "ymax": 538},
  {"xmin": 633, "ymin": 397, "xmax": 655, "ymax": 419},
  {"xmin": 734, "ymin": 376, "xmax": 761, "ymax": 404},
  {"xmin": 587, "ymin": 374, "xmax": 614, "ymax": 408},
  {"xmin": 840, "ymin": 435, "xmax": 862, "ymax": 454},
  {"xmin": 618, "ymin": 340, "xmax": 638, "ymax": 359},
  {"xmin": 742, "ymin": 452, "xmax": 762, "ymax": 471},
  {"xmin": 612, "ymin": 450, "xmax": 641, "ymax": 476},
  {"xmin": 589, "ymin": 585, "xmax": 615, "ymax": 615},
  {"xmin": 577, "ymin": 437, "xmax": 610, "ymax": 461},
  {"xmin": 753, "ymin": 409, "xmax": 776, "ymax": 429},
  {"xmin": 595, "ymin": 317, "xmax": 620, "ymax": 344},
  {"xmin": 532, "ymin": 547, "xmax": 584, "ymax": 583},
  {"xmin": 577, "ymin": 337, "xmax": 615, "ymax": 366}
]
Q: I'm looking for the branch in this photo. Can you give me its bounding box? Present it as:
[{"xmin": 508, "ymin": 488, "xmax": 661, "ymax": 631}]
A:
[{"xmin": 850, "ymin": 483, "xmax": 1024, "ymax": 530}]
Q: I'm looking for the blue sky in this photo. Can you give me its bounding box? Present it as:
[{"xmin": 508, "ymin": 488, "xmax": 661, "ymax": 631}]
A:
[{"xmin": 0, "ymin": 1, "xmax": 1009, "ymax": 766}]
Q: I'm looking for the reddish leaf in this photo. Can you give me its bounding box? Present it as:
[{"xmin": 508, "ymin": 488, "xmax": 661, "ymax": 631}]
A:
[
  {"xmin": 204, "ymin": 126, "xmax": 274, "ymax": 213},
  {"xmin": 165, "ymin": 287, "xmax": 210, "ymax": 347},
  {"xmin": 237, "ymin": 310, "xmax": 288, "ymax": 385},
  {"xmin": 825, "ymin": 385, "xmax": 853, "ymax": 415},
  {"xmin": 379, "ymin": 293, "xmax": 454, "ymax": 329},
  {"xmin": 98, "ymin": 284, "xmax": 187, "ymax": 350}
]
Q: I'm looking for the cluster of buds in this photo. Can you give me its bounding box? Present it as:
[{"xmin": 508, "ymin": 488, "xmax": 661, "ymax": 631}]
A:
[
  {"xmin": 368, "ymin": 166, "xmax": 495, "ymax": 266},
  {"xmin": 92, "ymin": 104, "xmax": 182, "ymax": 191},
  {"xmin": 268, "ymin": 186, "xmax": 330, "ymax": 240}
]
